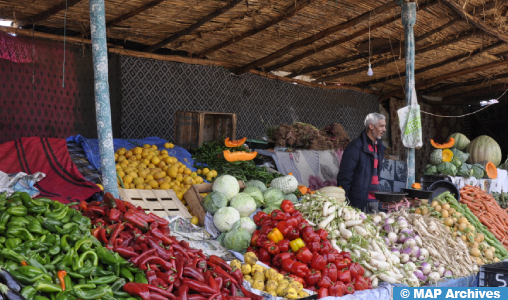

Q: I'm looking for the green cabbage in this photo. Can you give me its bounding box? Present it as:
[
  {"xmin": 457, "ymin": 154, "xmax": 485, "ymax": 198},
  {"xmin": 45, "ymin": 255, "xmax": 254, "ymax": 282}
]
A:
[
  {"xmin": 224, "ymin": 224, "xmax": 252, "ymax": 253},
  {"xmin": 245, "ymin": 180, "xmax": 267, "ymax": 192},
  {"xmin": 243, "ymin": 186, "xmax": 264, "ymax": 208},
  {"xmin": 451, "ymin": 157, "xmax": 462, "ymax": 168},
  {"xmin": 232, "ymin": 217, "xmax": 257, "ymax": 234},
  {"xmin": 437, "ymin": 162, "xmax": 457, "ymax": 176},
  {"xmin": 457, "ymin": 164, "xmax": 473, "ymax": 177},
  {"xmin": 284, "ymin": 193, "xmax": 298, "ymax": 203},
  {"xmin": 212, "ymin": 175, "xmax": 240, "ymax": 201},
  {"xmin": 452, "ymin": 149, "xmax": 469, "ymax": 163},
  {"xmin": 213, "ymin": 207, "xmax": 240, "ymax": 232},
  {"xmin": 203, "ymin": 192, "xmax": 227, "ymax": 214},
  {"xmin": 217, "ymin": 232, "xmax": 226, "ymax": 247},
  {"xmin": 262, "ymin": 206, "xmax": 279, "ymax": 214},
  {"xmin": 263, "ymin": 188, "xmax": 284, "ymax": 207},
  {"xmin": 424, "ymin": 164, "xmax": 438, "ymax": 176},
  {"xmin": 229, "ymin": 193, "xmax": 257, "ymax": 217},
  {"xmin": 471, "ymin": 164, "xmax": 485, "ymax": 179}
]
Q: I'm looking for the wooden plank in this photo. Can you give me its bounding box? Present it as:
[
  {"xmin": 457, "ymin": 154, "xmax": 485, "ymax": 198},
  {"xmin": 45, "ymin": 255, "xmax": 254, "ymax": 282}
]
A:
[
  {"xmin": 152, "ymin": 189, "xmax": 178, "ymax": 216},
  {"xmin": 106, "ymin": 0, "xmax": 164, "ymax": 28},
  {"xmin": 414, "ymin": 17, "xmax": 459, "ymax": 42},
  {"xmin": 144, "ymin": 0, "xmax": 243, "ymax": 53},
  {"xmin": 14, "ymin": 0, "xmax": 83, "ymax": 27},
  {"xmin": 197, "ymin": 0, "xmax": 316, "ymax": 57},
  {"xmin": 135, "ymin": 190, "xmax": 158, "ymax": 213},
  {"xmin": 166, "ymin": 189, "xmax": 192, "ymax": 218},
  {"xmin": 198, "ymin": 112, "xmax": 205, "ymax": 148},
  {"xmin": 232, "ymin": 1, "xmax": 398, "ymax": 75},
  {"xmin": 230, "ymin": 114, "xmax": 237, "ymax": 140},
  {"xmin": 213, "ymin": 116, "xmax": 221, "ymax": 140},
  {"xmin": 421, "ymin": 72, "xmax": 508, "ymax": 95},
  {"xmin": 221, "ymin": 117, "xmax": 228, "ymax": 139}
]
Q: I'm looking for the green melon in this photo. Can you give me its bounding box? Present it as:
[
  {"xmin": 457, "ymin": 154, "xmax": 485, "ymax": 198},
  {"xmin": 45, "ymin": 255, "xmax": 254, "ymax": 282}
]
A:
[
  {"xmin": 430, "ymin": 149, "xmax": 443, "ymax": 165},
  {"xmin": 447, "ymin": 133, "xmax": 470, "ymax": 151},
  {"xmin": 465, "ymin": 135, "xmax": 502, "ymax": 167}
]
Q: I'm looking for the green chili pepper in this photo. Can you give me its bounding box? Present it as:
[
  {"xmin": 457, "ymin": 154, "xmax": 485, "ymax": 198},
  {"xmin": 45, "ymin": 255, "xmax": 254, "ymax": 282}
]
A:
[
  {"xmin": 50, "ymin": 253, "xmax": 64, "ymax": 265},
  {"xmin": 57, "ymin": 249, "xmax": 75, "ymax": 271},
  {"xmin": 6, "ymin": 197, "xmax": 22, "ymax": 208},
  {"xmin": 6, "ymin": 206, "xmax": 27, "ymax": 217},
  {"xmin": 45, "ymin": 206, "xmax": 68, "ymax": 220},
  {"xmin": 78, "ymin": 266, "xmax": 95, "ymax": 277},
  {"xmin": 134, "ymin": 272, "xmax": 148, "ymax": 284},
  {"xmin": 27, "ymin": 219, "xmax": 49, "ymax": 235},
  {"xmin": 110, "ymin": 278, "xmax": 126, "ymax": 292},
  {"xmin": 74, "ymin": 238, "xmax": 92, "ymax": 253},
  {"xmin": 0, "ymin": 248, "xmax": 27, "ymax": 263},
  {"xmin": 123, "ymin": 264, "xmax": 141, "ymax": 274},
  {"xmin": 77, "ymin": 250, "xmax": 99, "ymax": 268},
  {"xmin": 21, "ymin": 286, "xmax": 37, "ymax": 300},
  {"xmin": 2, "ymin": 260, "xmax": 18, "ymax": 272},
  {"xmin": 96, "ymin": 247, "xmax": 123, "ymax": 265},
  {"xmin": 46, "ymin": 234, "xmax": 57, "ymax": 245},
  {"xmin": 34, "ymin": 296, "xmax": 51, "ymax": 300},
  {"xmin": 87, "ymin": 275, "xmax": 117, "ymax": 285},
  {"xmin": 9, "ymin": 216, "xmax": 30, "ymax": 226},
  {"xmin": 113, "ymin": 291, "xmax": 132, "ymax": 298},
  {"xmin": 9, "ymin": 270, "xmax": 47, "ymax": 285},
  {"xmin": 27, "ymin": 254, "xmax": 49, "ymax": 274},
  {"xmin": 6, "ymin": 226, "xmax": 35, "ymax": 241},
  {"xmin": 33, "ymin": 197, "xmax": 53, "ymax": 206},
  {"xmin": 71, "ymin": 214, "xmax": 91, "ymax": 230},
  {"xmin": 19, "ymin": 192, "xmax": 34, "ymax": 208},
  {"xmin": 68, "ymin": 227, "xmax": 81, "ymax": 242},
  {"xmin": 49, "ymin": 235, "xmax": 61, "ymax": 256},
  {"xmin": 28, "ymin": 205, "xmax": 48, "ymax": 214},
  {"xmin": 89, "ymin": 236, "xmax": 102, "ymax": 248},
  {"xmin": 0, "ymin": 211, "xmax": 11, "ymax": 232},
  {"xmin": 60, "ymin": 234, "xmax": 71, "ymax": 252},
  {"xmin": 91, "ymin": 269, "xmax": 114, "ymax": 277},
  {"xmin": 73, "ymin": 285, "xmax": 112, "ymax": 300},
  {"xmin": 34, "ymin": 279, "xmax": 63, "ymax": 293},
  {"xmin": 60, "ymin": 209, "xmax": 75, "ymax": 224},
  {"xmin": 43, "ymin": 264, "xmax": 55, "ymax": 271},
  {"xmin": 5, "ymin": 237, "xmax": 22, "ymax": 249},
  {"xmin": 36, "ymin": 253, "xmax": 49, "ymax": 265},
  {"xmin": 64, "ymin": 273, "xmax": 73, "ymax": 290},
  {"xmin": 109, "ymin": 262, "xmax": 120, "ymax": 277},
  {"xmin": 18, "ymin": 265, "xmax": 46, "ymax": 278},
  {"xmin": 72, "ymin": 284, "xmax": 96, "ymax": 290},
  {"xmin": 120, "ymin": 267, "xmax": 134, "ymax": 282},
  {"xmin": 64, "ymin": 268, "xmax": 85, "ymax": 279}
]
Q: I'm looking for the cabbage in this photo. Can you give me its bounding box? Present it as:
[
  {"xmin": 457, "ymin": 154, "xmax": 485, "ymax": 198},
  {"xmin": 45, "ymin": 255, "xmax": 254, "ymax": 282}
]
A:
[
  {"xmin": 424, "ymin": 164, "xmax": 438, "ymax": 176},
  {"xmin": 203, "ymin": 192, "xmax": 227, "ymax": 214},
  {"xmin": 284, "ymin": 193, "xmax": 298, "ymax": 203},
  {"xmin": 217, "ymin": 232, "xmax": 226, "ymax": 247},
  {"xmin": 243, "ymin": 186, "xmax": 264, "ymax": 208},
  {"xmin": 263, "ymin": 188, "xmax": 285, "ymax": 207},
  {"xmin": 245, "ymin": 180, "xmax": 267, "ymax": 192},
  {"xmin": 232, "ymin": 217, "xmax": 257, "ymax": 234},
  {"xmin": 452, "ymin": 149, "xmax": 470, "ymax": 163},
  {"xmin": 457, "ymin": 164, "xmax": 473, "ymax": 177},
  {"xmin": 437, "ymin": 162, "xmax": 457, "ymax": 176},
  {"xmin": 471, "ymin": 164, "xmax": 485, "ymax": 179},
  {"xmin": 224, "ymin": 224, "xmax": 252, "ymax": 253},
  {"xmin": 212, "ymin": 175, "xmax": 240, "ymax": 201},
  {"xmin": 229, "ymin": 193, "xmax": 257, "ymax": 217},
  {"xmin": 263, "ymin": 206, "xmax": 279, "ymax": 214},
  {"xmin": 451, "ymin": 157, "xmax": 462, "ymax": 168},
  {"xmin": 213, "ymin": 207, "xmax": 240, "ymax": 232}
]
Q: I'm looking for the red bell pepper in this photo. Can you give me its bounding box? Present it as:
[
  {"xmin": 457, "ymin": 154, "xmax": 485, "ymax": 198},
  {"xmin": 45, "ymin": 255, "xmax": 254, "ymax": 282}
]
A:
[
  {"xmin": 292, "ymin": 211, "xmax": 304, "ymax": 224},
  {"xmin": 261, "ymin": 240, "xmax": 275, "ymax": 250},
  {"xmin": 301, "ymin": 230, "xmax": 317, "ymax": 244},
  {"xmin": 290, "ymin": 261, "xmax": 309, "ymax": 278},
  {"xmin": 267, "ymin": 245, "xmax": 280, "ymax": 256},
  {"xmin": 250, "ymin": 230, "xmax": 260, "ymax": 247},
  {"xmin": 349, "ymin": 263, "xmax": 365, "ymax": 278},
  {"xmin": 295, "ymin": 223, "xmax": 307, "ymax": 231},
  {"xmin": 288, "ymin": 274, "xmax": 304, "ymax": 285},
  {"xmin": 305, "ymin": 269, "xmax": 321, "ymax": 286},
  {"xmin": 246, "ymin": 246, "xmax": 258, "ymax": 255},
  {"xmin": 273, "ymin": 253, "xmax": 292, "ymax": 269},
  {"xmin": 276, "ymin": 221, "xmax": 292, "ymax": 237},
  {"xmin": 319, "ymin": 241, "xmax": 331, "ymax": 254},
  {"xmin": 323, "ymin": 251, "xmax": 336, "ymax": 264},
  {"xmin": 280, "ymin": 200, "xmax": 295, "ymax": 213},
  {"xmin": 256, "ymin": 234, "xmax": 268, "ymax": 248},
  {"xmin": 287, "ymin": 228, "xmax": 300, "ymax": 240},
  {"xmin": 310, "ymin": 253, "xmax": 327, "ymax": 271},
  {"xmin": 281, "ymin": 259, "xmax": 295, "ymax": 273},
  {"xmin": 278, "ymin": 239, "xmax": 290, "ymax": 253},
  {"xmin": 344, "ymin": 257, "xmax": 352, "ymax": 266},
  {"xmin": 270, "ymin": 219, "xmax": 279, "ymax": 227},
  {"xmin": 338, "ymin": 269, "xmax": 351, "ymax": 283},
  {"xmin": 323, "ymin": 263, "xmax": 337, "ymax": 282},
  {"xmin": 257, "ymin": 248, "xmax": 271, "ymax": 262},
  {"xmin": 253, "ymin": 211, "xmax": 268, "ymax": 226},
  {"xmin": 286, "ymin": 217, "xmax": 298, "ymax": 227},
  {"xmin": 366, "ymin": 277, "xmax": 373, "ymax": 289},
  {"xmin": 315, "ymin": 229, "xmax": 328, "ymax": 240},
  {"xmin": 317, "ymin": 287, "xmax": 328, "ymax": 299},
  {"xmin": 260, "ymin": 218, "xmax": 272, "ymax": 228},
  {"xmin": 295, "ymin": 247, "xmax": 313, "ymax": 264},
  {"xmin": 271, "ymin": 209, "xmax": 286, "ymax": 221},
  {"xmin": 354, "ymin": 276, "xmax": 369, "ymax": 291},
  {"xmin": 260, "ymin": 225, "xmax": 273, "ymax": 235},
  {"xmin": 345, "ymin": 283, "xmax": 355, "ymax": 294},
  {"xmin": 330, "ymin": 281, "xmax": 345, "ymax": 297},
  {"xmin": 317, "ymin": 276, "xmax": 332, "ymax": 288},
  {"xmin": 340, "ymin": 251, "xmax": 352, "ymax": 261},
  {"xmin": 308, "ymin": 240, "xmax": 320, "ymax": 253}
]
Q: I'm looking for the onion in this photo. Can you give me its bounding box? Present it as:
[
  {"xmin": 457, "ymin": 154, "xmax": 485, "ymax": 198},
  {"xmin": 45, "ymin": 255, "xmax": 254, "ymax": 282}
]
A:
[
  {"xmin": 400, "ymin": 228, "xmax": 414, "ymax": 237},
  {"xmin": 405, "ymin": 262, "xmax": 416, "ymax": 272},
  {"xmin": 421, "ymin": 262, "xmax": 432, "ymax": 275},
  {"xmin": 387, "ymin": 232, "xmax": 398, "ymax": 243},
  {"xmin": 434, "ymin": 261, "xmax": 440, "ymax": 268},
  {"xmin": 404, "ymin": 237, "xmax": 416, "ymax": 248}
]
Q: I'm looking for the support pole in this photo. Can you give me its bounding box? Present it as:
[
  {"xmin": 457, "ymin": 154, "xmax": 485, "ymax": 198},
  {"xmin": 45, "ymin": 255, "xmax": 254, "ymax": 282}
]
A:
[
  {"xmin": 401, "ymin": 1, "xmax": 416, "ymax": 188},
  {"xmin": 89, "ymin": 0, "xmax": 119, "ymax": 197}
]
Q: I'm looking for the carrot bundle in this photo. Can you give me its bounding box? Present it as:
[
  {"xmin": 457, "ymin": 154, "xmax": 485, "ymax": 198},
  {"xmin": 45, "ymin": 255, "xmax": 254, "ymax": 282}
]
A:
[{"xmin": 460, "ymin": 185, "xmax": 508, "ymax": 250}]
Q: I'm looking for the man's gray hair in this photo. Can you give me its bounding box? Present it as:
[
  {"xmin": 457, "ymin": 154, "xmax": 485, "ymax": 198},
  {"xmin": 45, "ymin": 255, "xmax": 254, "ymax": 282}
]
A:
[{"xmin": 364, "ymin": 113, "xmax": 386, "ymax": 128}]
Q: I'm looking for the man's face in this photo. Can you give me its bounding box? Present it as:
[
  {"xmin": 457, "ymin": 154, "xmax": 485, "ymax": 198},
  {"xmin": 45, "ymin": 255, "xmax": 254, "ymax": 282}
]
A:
[{"xmin": 369, "ymin": 119, "xmax": 386, "ymax": 139}]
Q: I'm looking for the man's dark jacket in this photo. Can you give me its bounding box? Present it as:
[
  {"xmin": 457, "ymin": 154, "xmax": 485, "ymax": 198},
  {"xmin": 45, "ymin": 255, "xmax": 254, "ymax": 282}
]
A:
[{"xmin": 336, "ymin": 131, "xmax": 385, "ymax": 211}]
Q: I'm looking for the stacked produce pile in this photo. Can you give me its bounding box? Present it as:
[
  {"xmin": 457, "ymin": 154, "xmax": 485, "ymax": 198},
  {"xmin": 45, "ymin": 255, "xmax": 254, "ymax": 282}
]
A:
[{"xmin": 273, "ymin": 123, "xmax": 350, "ymax": 150}]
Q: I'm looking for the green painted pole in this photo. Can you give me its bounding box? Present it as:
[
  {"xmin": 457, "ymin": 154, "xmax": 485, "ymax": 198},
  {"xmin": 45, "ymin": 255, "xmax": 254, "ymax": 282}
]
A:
[
  {"xmin": 89, "ymin": 0, "xmax": 119, "ymax": 197},
  {"xmin": 401, "ymin": 1, "xmax": 417, "ymax": 188}
]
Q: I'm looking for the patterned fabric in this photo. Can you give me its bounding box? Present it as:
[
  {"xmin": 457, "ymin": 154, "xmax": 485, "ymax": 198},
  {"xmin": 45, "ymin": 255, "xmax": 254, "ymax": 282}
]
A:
[
  {"xmin": 119, "ymin": 56, "xmax": 379, "ymax": 141},
  {"xmin": 367, "ymin": 141, "xmax": 379, "ymax": 201},
  {"xmin": 379, "ymin": 159, "xmax": 408, "ymax": 193},
  {"xmin": 66, "ymin": 141, "xmax": 102, "ymax": 185}
]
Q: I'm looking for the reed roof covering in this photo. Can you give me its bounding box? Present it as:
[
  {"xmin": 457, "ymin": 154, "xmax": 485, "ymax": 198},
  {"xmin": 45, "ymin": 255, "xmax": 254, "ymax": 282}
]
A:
[{"xmin": 1, "ymin": 0, "xmax": 508, "ymax": 104}]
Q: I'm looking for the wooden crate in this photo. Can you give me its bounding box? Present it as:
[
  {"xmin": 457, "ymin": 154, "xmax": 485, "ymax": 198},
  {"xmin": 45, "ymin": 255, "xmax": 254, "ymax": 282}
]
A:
[
  {"xmin": 184, "ymin": 180, "xmax": 246, "ymax": 226},
  {"xmin": 119, "ymin": 188, "xmax": 192, "ymax": 219},
  {"xmin": 175, "ymin": 111, "xmax": 237, "ymax": 150}
]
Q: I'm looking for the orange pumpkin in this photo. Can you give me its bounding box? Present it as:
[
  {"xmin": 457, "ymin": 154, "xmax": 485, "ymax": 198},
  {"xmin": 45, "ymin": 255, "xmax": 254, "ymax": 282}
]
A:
[
  {"xmin": 479, "ymin": 161, "xmax": 498, "ymax": 179},
  {"xmin": 411, "ymin": 183, "xmax": 421, "ymax": 190},
  {"xmin": 298, "ymin": 185, "xmax": 308, "ymax": 195},
  {"xmin": 430, "ymin": 137, "xmax": 455, "ymax": 149},
  {"xmin": 223, "ymin": 150, "xmax": 257, "ymax": 162},
  {"xmin": 224, "ymin": 137, "xmax": 247, "ymax": 147}
]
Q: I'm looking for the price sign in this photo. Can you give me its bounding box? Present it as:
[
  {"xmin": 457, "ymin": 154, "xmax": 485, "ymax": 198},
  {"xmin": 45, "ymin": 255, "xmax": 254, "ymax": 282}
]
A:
[{"xmin": 479, "ymin": 262, "xmax": 508, "ymax": 287}]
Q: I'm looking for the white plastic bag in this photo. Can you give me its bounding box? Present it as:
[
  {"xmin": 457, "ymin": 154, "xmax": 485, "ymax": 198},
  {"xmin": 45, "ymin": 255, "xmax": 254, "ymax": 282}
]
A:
[{"xmin": 397, "ymin": 89, "xmax": 423, "ymax": 148}]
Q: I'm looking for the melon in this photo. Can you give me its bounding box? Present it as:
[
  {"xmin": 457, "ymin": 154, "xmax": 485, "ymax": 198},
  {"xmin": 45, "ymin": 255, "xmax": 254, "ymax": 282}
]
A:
[
  {"xmin": 465, "ymin": 135, "xmax": 502, "ymax": 167},
  {"xmin": 430, "ymin": 149, "xmax": 443, "ymax": 165},
  {"xmin": 447, "ymin": 133, "xmax": 470, "ymax": 151}
]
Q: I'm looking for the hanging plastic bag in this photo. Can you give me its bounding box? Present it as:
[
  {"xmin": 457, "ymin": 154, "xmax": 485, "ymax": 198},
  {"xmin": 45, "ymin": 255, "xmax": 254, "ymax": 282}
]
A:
[{"xmin": 397, "ymin": 89, "xmax": 423, "ymax": 148}]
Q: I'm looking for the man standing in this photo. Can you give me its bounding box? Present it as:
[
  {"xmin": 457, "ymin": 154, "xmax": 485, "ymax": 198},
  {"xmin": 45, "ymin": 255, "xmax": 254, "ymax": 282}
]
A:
[{"xmin": 337, "ymin": 113, "xmax": 387, "ymax": 213}]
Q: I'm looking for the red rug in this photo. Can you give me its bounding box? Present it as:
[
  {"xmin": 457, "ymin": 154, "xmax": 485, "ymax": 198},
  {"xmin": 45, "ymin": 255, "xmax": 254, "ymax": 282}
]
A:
[{"xmin": 0, "ymin": 137, "xmax": 101, "ymax": 203}]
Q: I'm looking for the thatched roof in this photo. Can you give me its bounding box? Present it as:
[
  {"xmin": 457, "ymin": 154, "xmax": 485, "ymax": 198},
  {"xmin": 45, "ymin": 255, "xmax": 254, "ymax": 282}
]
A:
[{"xmin": 1, "ymin": 0, "xmax": 508, "ymax": 104}]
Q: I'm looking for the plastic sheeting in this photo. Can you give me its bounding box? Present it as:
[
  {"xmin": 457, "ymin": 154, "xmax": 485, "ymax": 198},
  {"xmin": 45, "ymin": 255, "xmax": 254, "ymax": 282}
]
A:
[{"xmin": 67, "ymin": 135, "xmax": 196, "ymax": 172}]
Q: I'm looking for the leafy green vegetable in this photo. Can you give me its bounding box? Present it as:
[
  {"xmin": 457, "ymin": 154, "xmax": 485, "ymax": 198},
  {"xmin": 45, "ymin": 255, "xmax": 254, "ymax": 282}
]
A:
[
  {"xmin": 245, "ymin": 180, "xmax": 267, "ymax": 192},
  {"xmin": 223, "ymin": 224, "xmax": 252, "ymax": 253},
  {"xmin": 430, "ymin": 149, "xmax": 443, "ymax": 165},
  {"xmin": 213, "ymin": 207, "xmax": 240, "ymax": 232},
  {"xmin": 451, "ymin": 157, "xmax": 462, "ymax": 168},
  {"xmin": 243, "ymin": 186, "xmax": 264, "ymax": 208},
  {"xmin": 471, "ymin": 164, "xmax": 485, "ymax": 179},
  {"xmin": 232, "ymin": 217, "xmax": 257, "ymax": 234},
  {"xmin": 457, "ymin": 164, "xmax": 473, "ymax": 177},
  {"xmin": 203, "ymin": 192, "xmax": 228, "ymax": 214},
  {"xmin": 263, "ymin": 188, "xmax": 285, "ymax": 207},
  {"xmin": 212, "ymin": 175, "xmax": 240, "ymax": 201},
  {"xmin": 262, "ymin": 206, "xmax": 279, "ymax": 214},
  {"xmin": 451, "ymin": 148, "xmax": 470, "ymax": 163},
  {"xmin": 424, "ymin": 164, "xmax": 438, "ymax": 175},
  {"xmin": 217, "ymin": 232, "xmax": 227, "ymax": 247},
  {"xmin": 284, "ymin": 193, "xmax": 299, "ymax": 203},
  {"xmin": 437, "ymin": 162, "xmax": 457, "ymax": 176},
  {"xmin": 230, "ymin": 193, "xmax": 257, "ymax": 217}
]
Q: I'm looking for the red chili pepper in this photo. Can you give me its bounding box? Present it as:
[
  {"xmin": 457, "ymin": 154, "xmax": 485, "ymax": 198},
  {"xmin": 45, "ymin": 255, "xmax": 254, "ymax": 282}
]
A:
[
  {"xmin": 88, "ymin": 206, "xmax": 106, "ymax": 215},
  {"xmin": 354, "ymin": 276, "xmax": 369, "ymax": 291},
  {"xmin": 115, "ymin": 246, "xmax": 139, "ymax": 259},
  {"xmin": 290, "ymin": 261, "xmax": 309, "ymax": 278},
  {"xmin": 146, "ymin": 237, "xmax": 174, "ymax": 261},
  {"xmin": 207, "ymin": 262, "xmax": 238, "ymax": 285},
  {"xmin": 317, "ymin": 275, "xmax": 332, "ymax": 288},
  {"xmin": 179, "ymin": 284, "xmax": 189, "ymax": 300},
  {"xmin": 146, "ymin": 270, "xmax": 158, "ymax": 285},
  {"xmin": 148, "ymin": 213, "xmax": 169, "ymax": 226},
  {"xmin": 338, "ymin": 269, "xmax": 351, "ymax": 283},
  {"xmin": 79, "ymin": 201, "xmax": 88, "ymax": 212},
  {"xmin": 345, "ymin": 283, "xmax": 355, "ymax": 294},
  {"xmin": 175, "ymin": 254, "xmax": 184, "ymax": 279},
  {"xmin": 184, "ymin": 266, "xmax": 205, "ymax": 282},
  {"xmin": 195, "ymin": 258, "xmax": 207, "ymax": 270},
  {"xmin": 305, "ymin": 269, "xmax": 321, "ymax": 286},
  {"xmin": 215, "ymin": 276, "xmax": 223, "ymax": 290},
  {"xmin": 317, "ymin": 287, "xmax": 329, "ymax": 299},
  {"xmin": 208, "ymin": 274, "xmax": 220, "ymax": 292},
  {"xmin": 109, "ymin": 222, "xmax": 124, "ymax": 246},
  {"xmin": 295, "ymin": 247, "xmax": 313, "ymax": 264},
  {"xmin": 108, "ymin": 208, "xmax": 122, "ymax": 223},
  {"xmin": 253, "ymin": 211, "xmax": 268, "ymax": 226},
  {"xmin": 323, "ymin": 263, "xmax": 337, "ymax": 282},
  {"xmin": 91, "ymin": 228, "xmax": 100, "ymax": 239},
  {"xmin": 103, "ymin": 192, "xmax": 116, "ymax": 208},
  {"xmin": 230, "ymin": 268, "xmax": 243, "ymax": 285},
  {"xmin": 349, "ymin": 263, "xmax": 365, "ymax": 278},
  {"xmin": 188, "ymin": 296, "xmax": 207, "ymax": 300},
  {"xmin": 315, "ymin": 229, "xmax": 328, "ymax": 240},
  {"xmin": 124, "ymin": 210, "xmax": 149, "ymax": 231},
  {"xmin": 209, "ymin": 255, "xmax": 232, "ymax": 272},
  {"xmin": 131, "ymin": 249, "xmax": 156, "ymax": 266},
  {"xmin": 149, "ymin": 228, "xmax": 172, "ymax": 246},
  {"xmin": 98, "ymin": 228, "xmax": 109, "ymax": 244},
  {"xmin": 280, "ymin": 200, "xmax": 295, "ymax": 213},
  {"xmin": 237, "ymin": 284, "xmax": 264, "ymax": 300},
  {"xmin": 172, "ymin": 243, "xmax": 192, "ymax": 259},
  {"xmin": 182, "ymin": 278, "xmax": 219, "ymax": 295},
  {"xmin": 123, "ymin": 282, "xmax": 150, "ymax": 300},
  {"xmin": 139, "ymin": 256, "xmax": 174, "ymax": 271},
  {"xmin": 275, "ymin": 221, "xmax": 292, "ymax": 237},
  {"xmin": 149, "ymin": 292, "xmax": 168, "ymax": 300}
]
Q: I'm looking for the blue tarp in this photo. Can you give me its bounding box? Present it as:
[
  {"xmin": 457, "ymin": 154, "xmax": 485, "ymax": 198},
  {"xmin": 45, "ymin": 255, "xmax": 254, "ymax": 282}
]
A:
[
  {"xmin": 66, "ymin": 135, "xmax": 196, "ymax": 173},
  {"xmin": 393, "ymin": 274, "xmax": 479, "ymax": 288}
]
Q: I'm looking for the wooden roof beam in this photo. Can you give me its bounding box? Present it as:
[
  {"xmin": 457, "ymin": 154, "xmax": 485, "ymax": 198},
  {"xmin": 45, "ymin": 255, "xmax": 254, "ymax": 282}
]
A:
[
  {"xmin": 441, "ymin": 84, "xmax": 508, "ymax": 104},
  {"xmin": 197, "ymin": 0, "xmax": 316, "ymax": 58},
  {"xmin": 13, "ymin": 0, "xmax": 82, "ymax": 28},
  {"xmin": 380, "ymin": 57, "xmax": 508, "ymax": 100},
  {"xmin": 421, "ymin": 72, "xmax": 508, "ymax": 95},
  {"xmin": 315, "ymin": 31, "xmax": 474, "ymax": 83},
  {"xmin": 106, "ymin": 0, "xmax": 165, "ymax": 28},
  {"xmin": 232, "ymin": 1, "xmax": 399, "ymax": 75},
  {"xmin": 144, "ymin": 0, "xmax": 243, "ymax": 53}
]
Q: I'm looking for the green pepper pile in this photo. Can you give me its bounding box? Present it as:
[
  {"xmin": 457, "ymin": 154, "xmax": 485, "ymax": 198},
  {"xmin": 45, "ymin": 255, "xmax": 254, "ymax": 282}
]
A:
[{"xmin": 0, "ymin": 192, "xmax": 142, "ymax": 300}]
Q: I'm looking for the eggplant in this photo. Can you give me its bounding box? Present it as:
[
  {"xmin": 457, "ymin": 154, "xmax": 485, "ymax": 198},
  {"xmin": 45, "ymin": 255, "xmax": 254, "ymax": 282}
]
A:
[
  {"xmin": 0, "ymin": 270, "xmax": 21, "ymax": 293},
  {"xmin": 2, "ymin": 289, "xmax": 25, "ymax": 300}
]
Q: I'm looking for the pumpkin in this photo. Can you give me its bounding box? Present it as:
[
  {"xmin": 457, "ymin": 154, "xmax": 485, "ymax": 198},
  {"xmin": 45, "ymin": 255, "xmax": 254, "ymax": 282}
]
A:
[
  {"xmin": 411, "ymin": 183, "xmax": 421, "ymax": 190},
  {"xmin": 270, "ymin": 175, "xmax": 299, "ymax": 194},
  {"xmin": 448, "ymin": 133, "xmax": 470, "ymax": 151},
  {"xmin": 430, "ymin": 149, "xmax": 443, "ymax": 165},
  {"xmin": 478, "ymin": 161, "xmax": 498, "ymax": 179},
  {"xmin": 430, "ymin": 137, "xmax": 455, "ymax": 149},
  {"xmin": 224, "ymin": 137, "xmax": 247, "ymax": 147},
  {"xmin": 298, "ymin": 185, "xmax": 308, "ymax": 195},
  {"xmin": 442, "ymin": 149, "xmax": 454, "ymax": 162},
  {"xmin": 223, "ymin": 150, "xmax": 257, "ymax": 162},
  {"xmin": 465, "ymin": 135, "xmax": 502, "ymax": 166}
]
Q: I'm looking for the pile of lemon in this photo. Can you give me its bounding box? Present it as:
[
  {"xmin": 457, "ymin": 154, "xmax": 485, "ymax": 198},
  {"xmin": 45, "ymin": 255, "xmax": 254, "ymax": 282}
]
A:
[{"xmin": 114, "ymin": 143, "xmax": 218, "ymax": 201}]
